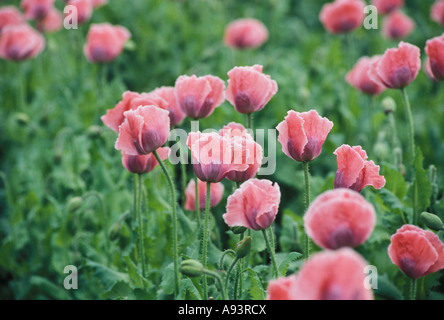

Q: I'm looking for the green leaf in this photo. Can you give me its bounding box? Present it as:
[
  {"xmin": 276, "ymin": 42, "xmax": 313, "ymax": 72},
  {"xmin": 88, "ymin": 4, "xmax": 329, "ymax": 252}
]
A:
[
  {"xmin": 244, "ymin": 267, "xmax": 265, "ymax": 300},
  {"xmin": 279, "ymin": 211, "xmax": 300, "ymax": 253},
  {"xmin": 277, "ymin": 252, "xmax": 302, "ymax": 277},
  {"xmin": 124, "ymin": 256, "xmax": 150, "ymax": 289},
  {"xmin": 409, "ymin": 148, "xmax": 432, "ymax": 214},
  {"xmin": 29, "ymin": 276, "xmax": 72, "ymax": 300},
  {"xmin": 160, "ymin": 262, "xmax": 176, "ymax": 295},
  {"xmin": 382, "ymin": 164, "xmax": 407, "ymax": 200},
  {"xmin": 82, "ymin": 259, "xmax": 129, "ymax": 292},
  {"xmin": 177, "ymin": 278, "xmax": 202, "ymax": 300},
  {"xmin": 374, "ymin": 274, "xmax": 402, "ymax": 300}
]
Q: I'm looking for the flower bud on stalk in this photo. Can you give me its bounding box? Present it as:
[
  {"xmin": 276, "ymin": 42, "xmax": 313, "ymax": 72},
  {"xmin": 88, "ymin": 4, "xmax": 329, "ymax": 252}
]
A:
[
  {"xmin": 235, "ymin": 236, "xmax": 252, "ymax": 259},
  {"xmin": 67, "ymin": 196, "xmax": 83, "ymax": 214},
  {"xmin": 180, "ymin": 260, "xmax": 204, "ymax": 278},
  {"xmin": 420, "ymin": 212, "xmax": 444, "ymax": 231},
  {"xmin": 383, "ymin": 97, "xmax": 396, "ymax": 115}
]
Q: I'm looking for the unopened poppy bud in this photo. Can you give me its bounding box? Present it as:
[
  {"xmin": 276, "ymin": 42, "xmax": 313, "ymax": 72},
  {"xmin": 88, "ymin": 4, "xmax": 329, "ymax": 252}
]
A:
[
  {"xmin": 67, "ymin": 196, "xmax": 83, "ymax": 213},
  {"xmin": 421, "ymin": 212, "xmax": 444, "ymax": 231},
  {"xmin": 429, "ymin": 165, "xmax": 437, "ymax": 186},
  {"xmin": 14, "ymin": 113, "xmax": 30, "ymax": 126},
  {"xmin": 180, "ymin": 259, "xmax": 204, "ymax": 278},
  {"xmin": 109, "ymin": 223, "xmax": 121, "ymax": 241},
  {"xmin": 235, "ymin": 236, "xmax": 252, "ymax": 259},
  {"xmin": 231, "ymin": 226, "xmax": 247, "ymax": 235},
  {"xmin": 383, "ymin": 97, "xmax": 396, "ymax": 115},
  {"xmin": 87, "ymin": 125, "xmax": 102, "ymax": 138},
  {"xmin": 373, "ymin": 142, "xmax": 389, "ymax": 160}
]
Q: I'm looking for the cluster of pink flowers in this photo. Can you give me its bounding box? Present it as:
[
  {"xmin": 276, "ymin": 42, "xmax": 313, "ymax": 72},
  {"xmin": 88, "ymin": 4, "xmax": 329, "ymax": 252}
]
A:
[{"xmin": 0, "ymin": 0, "xmax": 131, "ymax": 64}]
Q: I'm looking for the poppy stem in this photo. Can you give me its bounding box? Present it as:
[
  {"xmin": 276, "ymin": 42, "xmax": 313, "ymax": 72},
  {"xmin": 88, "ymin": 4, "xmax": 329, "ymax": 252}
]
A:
[
  {"xmin": 368, "ymin": 95, "xmax": 375, "ymax": 147},
  {"xmin": 262, "ymin": 228, "xmax": 279, "ymax": 278},
  {"xmin": 224, "ymin": 256, "xmax": 240, "ymax": 298},
  {"xmin": 410, "ymin": 278, "xmax": 417, "ymax": 300},
  {"xmin": 153, "ymin": 150, "xmax": 180, "ymax": 296},
  {"xmin": 195, "ymin": 175, "xmax": 201, "ymax": 228},
  {"xmin": 203, "ymin": 269, "xmax": 227, "ymax": 300},
  {"xmin": 202, "ymin": 181, "xmax": 211, "ymax": 300},
  {"xmin": 401, "ymin": 88, "xmax": 415, "ymax": 167},
  {"xmin": 401, "ymin": 88, "xmax": 418, "ymax": 225},
  {"xmin": 246, "ymin": 113, "xmax": 253, "ymax": 132},
  {"xmin": 303, "ymin": 161, "xmax": 312, "ymax": 259},
  {"xmin": 135, "ymin": 174, "xmax": 147, "ymax": 279}
]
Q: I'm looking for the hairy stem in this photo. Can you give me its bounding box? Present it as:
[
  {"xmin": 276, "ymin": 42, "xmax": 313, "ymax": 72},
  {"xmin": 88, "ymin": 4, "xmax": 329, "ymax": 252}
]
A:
[
  {"xmin": 202, "ymin": 181, "xmax": 211, "ymax": 300},
  {"xmin": 303, "ymin": 161, "xmax": 312, "ymax": 259},
  {"xmin": 153, "ymin": 150, "xmax": 179, "ymax": 296},
  {"xmin": 262, "ymin": 228, "xmax": 279, "ymax": 278}
]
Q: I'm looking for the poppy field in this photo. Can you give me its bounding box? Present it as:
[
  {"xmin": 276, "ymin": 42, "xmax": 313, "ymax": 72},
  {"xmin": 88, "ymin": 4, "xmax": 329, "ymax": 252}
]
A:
[{"xmin": 1, "ymin": 0, "xmax": 444, "ymax": 301}]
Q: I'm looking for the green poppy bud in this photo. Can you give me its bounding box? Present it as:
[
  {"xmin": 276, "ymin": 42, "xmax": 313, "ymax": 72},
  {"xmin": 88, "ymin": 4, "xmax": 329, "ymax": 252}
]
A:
[
  {"xmin": 421, "ymin": 212, "xmax": 444, "ymax": 231},
  {"xmin": 67, "ymin": 196, "xmax": 83, "ymax": 214},
  {"xmin": 235, "ymin": 236, "xmax": 252, "ymax": 259},
  {"xmin": 180, "ymin": 259, "xmax": 204, "ymax": 278}
]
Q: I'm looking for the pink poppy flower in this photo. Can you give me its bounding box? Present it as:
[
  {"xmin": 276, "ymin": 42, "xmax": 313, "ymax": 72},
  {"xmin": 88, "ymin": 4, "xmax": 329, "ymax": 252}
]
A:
[
  {"xmin": 372, "ymin": 0, "xmax": 404, "ymax": 15},
  {"xmin": 425, "ymin": 34, "xmax": 444, "ymax": 81},
  {"xmin": 84, "ymin": 23, "xmax": 131, "ymax": 63},
  {"xmin": 432, "ymin": 0, "xmax": 444, "ymax": 26},
  {"xmin": 304, "ymin": 188, "xmax": 376, "ymax": 250},
  {"xmin": 151, "ymin": 86, "xmax": 186, "ymax": 126},
  {"xmin": 101, "ymin": 91, "xmax": 172, "ymax": 132},
  {"xmin": 115, "ymin": 105, "xmax": 170, "ymax": 156},
  {"xmin": 382, "ymin": 11, "xmax": 415, "ymax": 40},
  {"xmin": 0, "ymin": 6, "xmax": 24, "ymax": 32},
  {"xmin": 184, "ymin": 178, "xmax": 225, "ymax": 211},
  {"xmin": 219, "ymin": 122, "xmax": 263, "ymax": 182},
  {"xmin": 346, "ymin": 56, "xmax": 386, "ymax": 95},
  {"xmin": 121, "ymin": 147, "xmax": 170, "ymax": 175},
  {"xmin": 276, "ymin": 110, "xmax": 333, "ymax": 163},
  {"xmin": 187, "ymin": 132, "xmax": 249, "ymax": 183},
  {"xmin": 21, "ymin": 0, "xmax": 55, "ymax": 20},
  {"xmin": 223, "ymin": 179, "xmax": 281, "ymax": 231},
  {"xmin": 174, "ymin": 74, "xmax": 225, "ymax": 119},
  {"xmin": 223, "ymin": 18, "xmax": 268, "ymax": 49},
  {"xmin": 266, "ymin": 275, "xmax": 298, "ymax": 300},
  {"xmin": 424, "ymin": 57, "xmax": 438, "ymax": 82},
  {"xmin": 319, "ymin": 0, "xmax": 366, "ymax": 34},
  {"xmin": 225, "ymin": 65, "xmax": 278, "ymax": 114},
  {"xmin": 64, "ymin": 0, "xmax": 93, "ymax": 25},
  {"xmin": 290, "ymin": 249, "xmax": 373, "ymax": 300},
  {"xmin": 388, "ymin": 224, "xmax": 444, "ymax": 279},
  {"xmin": 0, "ymin": 23, "xmax": 45, "ymax": 61},
  {"xmin": 370, "ymin": 41, "xmax": 421, "ymax": 89},
  {"xmin": 37, "ymin": 7, "xmax": 63, "ymax": 33},
  {"xmin": 333, "ymin": 144, "xmax": 386, "ymax": 192}
]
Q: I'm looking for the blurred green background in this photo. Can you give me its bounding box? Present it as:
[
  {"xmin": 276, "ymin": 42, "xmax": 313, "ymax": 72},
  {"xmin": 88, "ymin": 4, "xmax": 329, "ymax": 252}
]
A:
[{"xmin": 1, "ymin": 0, "xmax": 444, "ymax": 299}]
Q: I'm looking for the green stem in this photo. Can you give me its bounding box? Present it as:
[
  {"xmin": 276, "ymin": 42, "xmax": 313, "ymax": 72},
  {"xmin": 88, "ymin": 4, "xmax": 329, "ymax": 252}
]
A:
[
  {"xmin": 368, "ymin": 95, "xmax": 375, "ymax": 147},
  {"xmin": 195, "ymin": 175, "xmax": 201, "ymax": 228},
  {"xmin": 303, "ymin": 161, "xmax": 311, "ymax": 259},
  {"xmin": 234, "ymin": 262, "xmax": 242, "ymax": 300},
  {"xmin": 153, "ymin": 150, "xmax": 179, "ymax": 296},
  {"xmin": 262, "ymin": 228, "xmax": 279, "ymax": 278},
  {"xmin": 246, "ymin": 113, "xmax": 253, "ymax": 133},
  {"xmin": 401, "ymin": 88, "xmax": 418, "ymax": 225},
  {"xmin": 224, "ymin": 257, "xmax": 240, "ymax": 298},
  {"xmin": 202, "ymin": 181, "xmax": 211, "ymax": 300},
  {"xmin": 410, "ymin": 278, "xmax": 417, "ymax": 300},
  {"xmin": 203, "ymin": 270, "xmax": 227, "ymax": 300},
  {"xmin": 135, "ymin": 174, "xmax": 146, "ymax": 278},
  {"xmin": 401, "ymin": 88, "xmax": 415, "ymax": 168}
]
